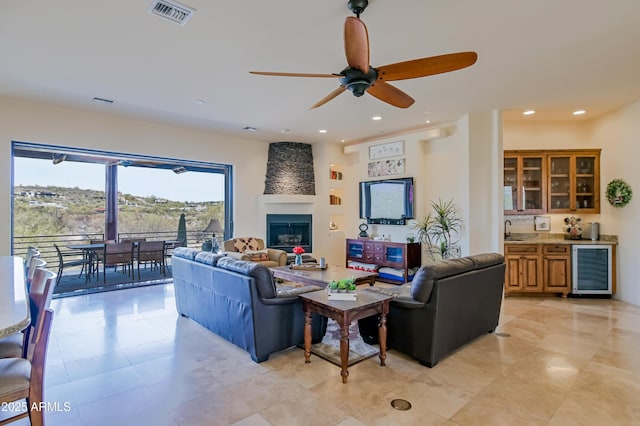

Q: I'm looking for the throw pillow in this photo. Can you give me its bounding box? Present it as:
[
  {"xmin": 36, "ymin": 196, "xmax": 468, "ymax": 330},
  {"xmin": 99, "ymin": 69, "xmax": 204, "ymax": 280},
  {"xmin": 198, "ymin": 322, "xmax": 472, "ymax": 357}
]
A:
[
  {"xmin": 233, "ymin": 237, "xmax": 262, "ymax": 253},
  {"xmin": 244, "ymin": 249, "xmax": 269, "ymax": 261}
]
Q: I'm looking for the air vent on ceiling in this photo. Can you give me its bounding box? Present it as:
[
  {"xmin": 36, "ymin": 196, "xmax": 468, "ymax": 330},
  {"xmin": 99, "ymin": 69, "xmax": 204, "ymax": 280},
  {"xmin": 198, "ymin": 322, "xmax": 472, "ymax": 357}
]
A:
[{"xmin": 147, "ymin": 0, "xmax": 195, "ymax": 26}]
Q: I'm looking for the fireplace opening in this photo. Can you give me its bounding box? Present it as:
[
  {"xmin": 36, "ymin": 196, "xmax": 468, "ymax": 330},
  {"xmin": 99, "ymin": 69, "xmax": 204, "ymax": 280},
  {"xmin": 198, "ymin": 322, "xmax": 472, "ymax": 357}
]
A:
[{"xmin": 266, "ymin": 214, "xmax": 312, "ymax": 253}]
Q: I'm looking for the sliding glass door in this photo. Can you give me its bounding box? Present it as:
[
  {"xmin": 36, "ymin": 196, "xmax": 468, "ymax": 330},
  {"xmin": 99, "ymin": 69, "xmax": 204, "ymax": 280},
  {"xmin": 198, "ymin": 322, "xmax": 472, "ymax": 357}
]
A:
[{"xmin": 11, "ymin": 141, "xmax": 233, "ymax": 260}]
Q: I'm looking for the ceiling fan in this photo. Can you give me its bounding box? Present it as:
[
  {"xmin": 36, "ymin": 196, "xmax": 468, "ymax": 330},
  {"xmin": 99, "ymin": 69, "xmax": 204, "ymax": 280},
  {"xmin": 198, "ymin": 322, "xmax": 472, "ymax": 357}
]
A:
[{"xmin": 250, "ymin": 0, "xmax": 477, "ymax": 109}]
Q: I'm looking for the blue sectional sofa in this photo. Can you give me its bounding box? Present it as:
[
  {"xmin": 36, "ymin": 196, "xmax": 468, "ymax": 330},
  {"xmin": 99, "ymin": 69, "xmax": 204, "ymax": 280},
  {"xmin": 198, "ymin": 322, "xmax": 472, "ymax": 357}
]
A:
[{"xmin": 172, "ymin": 248, "xmax": 326, "ymax": 362}]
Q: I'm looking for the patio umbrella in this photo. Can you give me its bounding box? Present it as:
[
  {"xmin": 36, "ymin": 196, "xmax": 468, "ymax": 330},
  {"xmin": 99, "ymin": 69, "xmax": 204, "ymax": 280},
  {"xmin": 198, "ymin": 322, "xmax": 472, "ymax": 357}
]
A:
[{"xmin": 177, "ymin": 213, "xmax": 187, "ymax": 247}]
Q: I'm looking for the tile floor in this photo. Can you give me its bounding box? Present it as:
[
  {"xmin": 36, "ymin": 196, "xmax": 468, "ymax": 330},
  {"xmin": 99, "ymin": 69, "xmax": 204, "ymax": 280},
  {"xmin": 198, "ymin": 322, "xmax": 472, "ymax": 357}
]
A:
[{"xmin": 3, "ymin": 283, "xmax": 640, "ymax": 425}]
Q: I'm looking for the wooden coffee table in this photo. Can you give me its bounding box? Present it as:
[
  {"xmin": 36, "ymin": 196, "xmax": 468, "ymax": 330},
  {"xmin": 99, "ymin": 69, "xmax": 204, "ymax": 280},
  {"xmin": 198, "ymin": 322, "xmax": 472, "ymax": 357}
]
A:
[
  {"xmin": 270, "ymin": 265, "xmax": 377, "ymax": 288},
  {"xmin": 299, "ymin": 289, "xmax": 392, "ymax": 383}
]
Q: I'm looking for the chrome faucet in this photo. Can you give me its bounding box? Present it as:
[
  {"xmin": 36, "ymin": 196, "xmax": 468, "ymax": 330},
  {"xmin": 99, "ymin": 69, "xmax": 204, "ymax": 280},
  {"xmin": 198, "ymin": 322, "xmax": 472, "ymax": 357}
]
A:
[{"xmin": 504, "ymin": 219, "xmax": 512, "ymax": 240}]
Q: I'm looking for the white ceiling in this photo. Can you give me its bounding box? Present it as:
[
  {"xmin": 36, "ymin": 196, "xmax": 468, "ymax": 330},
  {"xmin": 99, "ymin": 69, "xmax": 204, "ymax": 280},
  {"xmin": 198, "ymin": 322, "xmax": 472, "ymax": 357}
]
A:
[{"xmin": 2, "ymin": 0, "xmax": 640, "ymax": 145}]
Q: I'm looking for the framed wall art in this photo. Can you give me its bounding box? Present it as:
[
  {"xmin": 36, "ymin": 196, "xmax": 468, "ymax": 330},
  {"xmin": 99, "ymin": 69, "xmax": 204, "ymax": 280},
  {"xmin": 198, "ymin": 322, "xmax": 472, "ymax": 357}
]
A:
[
  {"xmin": 534, "ymin": 215, "xmax": 551, "ymax": 231},
  {"xmin": 369, "ymin": 140, "xmax": 404, "ymax": 160},
  {"xmin": 368, "ymin": 158, "xmax": 406, "ymax": 177}
]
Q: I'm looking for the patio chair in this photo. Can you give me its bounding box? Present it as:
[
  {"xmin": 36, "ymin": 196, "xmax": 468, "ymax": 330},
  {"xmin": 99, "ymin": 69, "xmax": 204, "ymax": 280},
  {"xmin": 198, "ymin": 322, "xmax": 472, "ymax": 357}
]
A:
[
  {"xmin": 120, "ymin": 237, "xmax": 147, "ymax": 243},
  {"xmin": 0, "ymin": 308, "xmax": 54, "ymax": 426},
  {"xmin": 136, "ymin": 240, "xmax": 166, "ymax": 280},
  {"xmin": 54, "ymin": 243, "xmax": 92, "ymax": 286},
  {"xmin": 97, "ymin": 242, "xmax": 134, "ymax": 283}
]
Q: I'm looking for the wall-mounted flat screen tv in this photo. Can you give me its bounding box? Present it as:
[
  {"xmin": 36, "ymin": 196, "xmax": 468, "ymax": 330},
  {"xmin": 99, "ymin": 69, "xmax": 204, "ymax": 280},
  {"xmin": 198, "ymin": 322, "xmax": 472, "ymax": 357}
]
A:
[{"xmin": 359, "ymin": 177, "xmax": 414, "ymax": 225}]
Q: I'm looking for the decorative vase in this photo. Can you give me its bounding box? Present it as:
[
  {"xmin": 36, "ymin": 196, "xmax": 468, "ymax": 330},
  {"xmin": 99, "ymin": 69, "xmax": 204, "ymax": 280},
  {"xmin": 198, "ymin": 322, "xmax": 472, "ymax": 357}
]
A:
[{"xmin": 295, "ymin": 254, "xmax": 302, "ymax": 265}]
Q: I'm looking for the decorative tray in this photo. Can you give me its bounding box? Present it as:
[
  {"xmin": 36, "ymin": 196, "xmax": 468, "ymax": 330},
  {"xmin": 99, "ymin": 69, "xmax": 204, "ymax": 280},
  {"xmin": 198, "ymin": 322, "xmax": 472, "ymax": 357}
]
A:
[{"xmin": 289, "ymin": 264, "xmax": 327, "ymax": 271}]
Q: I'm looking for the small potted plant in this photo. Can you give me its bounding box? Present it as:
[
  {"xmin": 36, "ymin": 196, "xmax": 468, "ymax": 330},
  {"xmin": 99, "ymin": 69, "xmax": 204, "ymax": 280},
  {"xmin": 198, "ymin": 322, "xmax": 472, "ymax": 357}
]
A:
[{"xmin": 328, "ymin": 278, "xmax": 357, "ymax": 300}]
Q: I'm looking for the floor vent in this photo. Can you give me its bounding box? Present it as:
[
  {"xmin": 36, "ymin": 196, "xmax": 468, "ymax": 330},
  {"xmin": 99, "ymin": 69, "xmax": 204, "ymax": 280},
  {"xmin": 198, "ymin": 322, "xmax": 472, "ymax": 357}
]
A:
[{"xmin": 147, "ymin": 0, "xmax": 195, "ymax": 26}]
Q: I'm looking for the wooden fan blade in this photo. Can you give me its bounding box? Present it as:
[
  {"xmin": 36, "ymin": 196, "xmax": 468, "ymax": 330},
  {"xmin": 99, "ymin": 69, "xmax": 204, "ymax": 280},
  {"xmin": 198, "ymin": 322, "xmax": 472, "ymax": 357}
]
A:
[
  {"xmin": 377, "ymin": 51, "xmax": 478, "ymax": 81},
  {"xmin": 309, "ymin": 86, "xmax": 347, "ymax": 110},
  {"xmin": 367, "ymin": 81, "xmax": 415, "ymax": 108},
  {"xmin": 249, "ymin": 71, "xmax": 340, "ymax": 78},
  {"xmin": 344, "ymin": 16, "xmax": 369, "ymax": 72}
]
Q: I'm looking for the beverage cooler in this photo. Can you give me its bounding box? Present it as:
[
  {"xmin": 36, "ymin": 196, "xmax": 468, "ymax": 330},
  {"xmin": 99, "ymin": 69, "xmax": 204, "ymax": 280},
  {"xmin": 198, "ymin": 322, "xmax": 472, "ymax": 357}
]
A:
[{"xmin": 572, "ymin": 245, "xmax": 612, "ymax": 295}]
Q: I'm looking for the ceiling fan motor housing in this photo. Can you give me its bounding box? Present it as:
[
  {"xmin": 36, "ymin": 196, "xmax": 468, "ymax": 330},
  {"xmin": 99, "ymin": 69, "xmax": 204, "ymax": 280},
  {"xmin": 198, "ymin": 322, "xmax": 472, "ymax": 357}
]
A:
[
  {"xmin": 348, "ymin": 0, "xmax": 368, "ymax": 16},
  {"xmin": 340, "ymin": 66, "xmax": 377, "ymax": 97}
]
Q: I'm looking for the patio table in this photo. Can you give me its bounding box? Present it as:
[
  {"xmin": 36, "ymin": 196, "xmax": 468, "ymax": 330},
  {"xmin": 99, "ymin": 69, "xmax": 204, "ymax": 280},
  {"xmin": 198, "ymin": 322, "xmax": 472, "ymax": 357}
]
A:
[{"xmin": 66, "ymin": 243, "xmax": 105, "ymax": 279}]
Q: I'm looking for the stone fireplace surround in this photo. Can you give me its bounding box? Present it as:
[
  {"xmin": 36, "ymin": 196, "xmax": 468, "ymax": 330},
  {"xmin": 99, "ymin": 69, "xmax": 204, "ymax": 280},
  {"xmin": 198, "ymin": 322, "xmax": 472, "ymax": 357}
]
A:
[{"xmin": 262, "ymin": 142, "xmax": 317, "ymax": 254}]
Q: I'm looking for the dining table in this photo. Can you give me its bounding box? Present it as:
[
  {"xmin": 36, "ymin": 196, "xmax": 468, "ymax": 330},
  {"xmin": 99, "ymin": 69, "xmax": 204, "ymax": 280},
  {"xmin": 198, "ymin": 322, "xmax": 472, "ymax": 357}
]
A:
[{"xmin": 0, "ymin": 256, "xmax": 30, "ymax": 338}]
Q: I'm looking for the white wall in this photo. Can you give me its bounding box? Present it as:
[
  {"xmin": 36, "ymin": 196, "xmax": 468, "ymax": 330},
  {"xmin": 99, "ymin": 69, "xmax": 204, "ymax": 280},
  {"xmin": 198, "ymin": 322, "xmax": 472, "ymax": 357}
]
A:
[
  {"xmin": 343, "ymin": 112, "xmax": 502, "ymax": 260},
  {"xmin": 0, "ymin": 97, "xmax": 270, "ymax": 255},
  {"xmin": 503, "ymin": 100, "xmax": 640, "ymax": 306},
  {"xmin": 586, "ymin": 101, "xmax": 640, "ymax": 306},
  {"xmin": 468, "ymin": 111, "xmax": 503, "ymax": 254}
]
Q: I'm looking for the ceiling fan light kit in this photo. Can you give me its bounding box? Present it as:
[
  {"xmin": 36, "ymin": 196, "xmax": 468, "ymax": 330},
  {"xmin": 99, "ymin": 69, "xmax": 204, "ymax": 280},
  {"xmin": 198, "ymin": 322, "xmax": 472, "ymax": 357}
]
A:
[{"xmin": 250, "ymin": 1, "xmax": 477, "ymax": 109}]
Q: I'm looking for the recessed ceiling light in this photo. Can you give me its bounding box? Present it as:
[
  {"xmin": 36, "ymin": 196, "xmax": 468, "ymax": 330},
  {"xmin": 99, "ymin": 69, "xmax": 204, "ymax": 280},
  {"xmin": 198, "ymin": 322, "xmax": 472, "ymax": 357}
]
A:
[
  {"xmin": 372, "ymin": 116, "xmax": 382, "ymax": 121},
  {"xmin": 341, "ymin": 139, "xmax": 345, "ymax": 143},
  {"xmin": 573, "ymin": 110, "xmax": 586, "ymax": 116},
  {"xmin": 425, "ymin": 120, "xmax": 431, "ymax": 124},
  {"xmin": 193, "ymin": 99, "xmax": 205, "ymax": 104},
  {"xmin": 523, "ymin": 110, "xmax": 536, "ymax": 115},
  {"xmin": 318, "ymin": 129, "xmax": 327, "ymax": 133},
  {"xmin": 243, "ymin": 126, "xmax": 257, "ymax": 131},
  {"xmin": 280, "ymin": 129, "xmax": 290, "ymax": 133}
]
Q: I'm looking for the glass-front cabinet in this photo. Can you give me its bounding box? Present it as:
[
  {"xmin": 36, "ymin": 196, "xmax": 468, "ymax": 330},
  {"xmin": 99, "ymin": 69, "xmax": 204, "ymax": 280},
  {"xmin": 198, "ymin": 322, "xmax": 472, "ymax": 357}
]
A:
[
  {"xmin": 504, "ymin": 153, "xmax": 545, "ymax": 214},
  {"xmin": 549, "ymin": 155, "xmax": 571, "ymax": 210},
  {"xmin": 548, "ymin": 151, "xmax": 600, "ymax": 213}
]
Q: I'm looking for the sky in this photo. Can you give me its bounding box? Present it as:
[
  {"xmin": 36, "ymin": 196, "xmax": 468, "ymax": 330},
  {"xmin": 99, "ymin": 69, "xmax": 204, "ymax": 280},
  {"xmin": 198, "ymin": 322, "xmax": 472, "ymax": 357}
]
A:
[{"xmin": 13, "ymin": 157, "xmax": 225, "ymax": 202}]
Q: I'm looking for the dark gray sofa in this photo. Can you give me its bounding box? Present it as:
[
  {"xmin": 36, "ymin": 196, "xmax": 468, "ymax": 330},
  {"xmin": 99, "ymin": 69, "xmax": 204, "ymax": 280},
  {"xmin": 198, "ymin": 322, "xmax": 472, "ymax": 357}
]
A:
[
  {"xmin": 172, "ymin": 248, "xmax": 326, "ymax": 362},
  {"xmin": 359, "ymin": 253, "xmax": 505, "ymax": 367}
]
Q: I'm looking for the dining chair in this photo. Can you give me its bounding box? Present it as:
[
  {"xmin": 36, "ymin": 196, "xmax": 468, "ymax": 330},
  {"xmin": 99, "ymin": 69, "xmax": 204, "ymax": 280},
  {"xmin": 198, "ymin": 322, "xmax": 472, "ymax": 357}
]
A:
[
  {"xmin": 0, "ymin": 268, "xmax": 56, "ymax": 360},
  {"xmin": 23, "ymin": 246, "xmax": 39, "ymax": 274},
  {"xmin": 98, "ymin": 242, "xmax": 134, "ymax": 283},
  {"xmin": 136, "ymin": 240, "xmax": 166, "ymax": 280},
  {"xmin": 53, "ymin": 243, "xmax": 92, "ymax": 286},
  {"xmin": 0, "ymin": 308, "xmax": 54, "ymax": 426},
  {"xmin": 26, "ymin": 257, "xmax": 46, "ymax": 288}
]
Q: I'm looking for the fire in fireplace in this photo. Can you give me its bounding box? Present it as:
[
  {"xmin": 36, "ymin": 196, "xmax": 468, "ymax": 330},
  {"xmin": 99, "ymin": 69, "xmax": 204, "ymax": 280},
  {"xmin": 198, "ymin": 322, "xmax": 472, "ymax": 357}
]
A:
[{"xmin": 266, "ymin": 214, "xmax": 312, "ymax": 253}]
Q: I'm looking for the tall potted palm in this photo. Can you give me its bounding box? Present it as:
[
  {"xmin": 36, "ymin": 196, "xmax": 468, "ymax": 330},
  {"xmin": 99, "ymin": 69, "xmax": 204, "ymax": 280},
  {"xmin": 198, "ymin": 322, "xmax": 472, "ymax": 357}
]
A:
[{"xmin": 414, "ymin": 198, "xmax": 463, "ymax": 260}]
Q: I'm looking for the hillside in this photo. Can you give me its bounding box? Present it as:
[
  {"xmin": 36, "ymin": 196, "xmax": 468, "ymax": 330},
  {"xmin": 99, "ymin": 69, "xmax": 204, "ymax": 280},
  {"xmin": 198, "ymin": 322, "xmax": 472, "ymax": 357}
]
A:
[{"xmin": 14, "ymin": 185, "xmax": 224, "ymax": 238}]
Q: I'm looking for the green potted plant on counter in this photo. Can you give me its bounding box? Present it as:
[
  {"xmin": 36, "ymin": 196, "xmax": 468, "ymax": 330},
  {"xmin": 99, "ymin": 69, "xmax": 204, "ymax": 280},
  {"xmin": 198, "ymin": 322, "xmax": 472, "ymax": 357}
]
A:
[{"xmin": 414, "ymin": 198, "xmax": 463, "ymax": 261}]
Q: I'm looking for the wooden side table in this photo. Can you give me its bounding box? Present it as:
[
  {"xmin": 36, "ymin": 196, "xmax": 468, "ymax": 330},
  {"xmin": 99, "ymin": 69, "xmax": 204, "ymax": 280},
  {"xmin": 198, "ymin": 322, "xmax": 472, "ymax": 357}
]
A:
[{"xmin": 299, "ymin": 289, "xmax": 392, "ymax": 383}]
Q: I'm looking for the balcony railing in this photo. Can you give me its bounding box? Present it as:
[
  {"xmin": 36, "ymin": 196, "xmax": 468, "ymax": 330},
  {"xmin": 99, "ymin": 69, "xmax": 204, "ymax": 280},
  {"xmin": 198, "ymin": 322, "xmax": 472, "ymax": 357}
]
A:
[{"xmin": 13, "ymin": 230, "xmax": 209, "ymax": 274}]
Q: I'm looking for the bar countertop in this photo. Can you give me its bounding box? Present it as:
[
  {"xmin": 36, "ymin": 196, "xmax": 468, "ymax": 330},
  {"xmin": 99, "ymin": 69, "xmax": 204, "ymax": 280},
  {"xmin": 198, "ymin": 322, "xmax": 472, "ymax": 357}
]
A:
[{"xmin": 504, "ymin": 233, "xmax": 618, "ymax": 245}]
